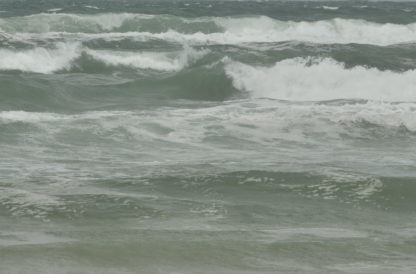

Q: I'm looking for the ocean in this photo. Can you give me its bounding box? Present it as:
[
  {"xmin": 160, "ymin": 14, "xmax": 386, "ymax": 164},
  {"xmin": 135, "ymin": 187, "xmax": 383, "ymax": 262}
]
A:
[{"xmin": 0, "ymin": 0, "xmax": 416, "ymax": 273}]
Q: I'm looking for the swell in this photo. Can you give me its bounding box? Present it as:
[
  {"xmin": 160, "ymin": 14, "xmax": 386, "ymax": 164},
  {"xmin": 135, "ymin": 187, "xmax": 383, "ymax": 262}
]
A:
[
  {"xmin": 139, "ymin": 170, "xmax": 416, "ymax": 211},
  {"xmin": 0, "ymin": 59, "xmax": 236, "ymax": 111}
]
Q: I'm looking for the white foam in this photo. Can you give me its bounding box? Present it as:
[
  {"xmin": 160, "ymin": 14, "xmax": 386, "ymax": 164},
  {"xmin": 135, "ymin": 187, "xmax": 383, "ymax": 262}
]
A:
[
  {"xmin": 261, "ymin": 228, "xmax": 367, "ymax": 241},
  {"xmin": 322, "ymin": 6, "xmax": 339, "ymax": 10},
  {"xmin": 0, "ymin": 187, "xmax": 65, "ymax": 220},
  {"xmin": 0, "ymin": 42, "xmax": 80, "ymax": 73},
  {"xmin": 47, "ymin": 8, "xmax": 63, "ymax": 13},
  {"xmin": 0, "ymin": 111, "xmax": 64, "ymax": 122},
  {"xmin": 225, "ymin": 57, "xmax": 416, "ymax": 102},
  {"xmin": 0, "ymin": 111, "xmax": 127, "ymax": 123},
  {"xmin": 1, "ymin": 100, "xmax": 416, "ymax": 159},
  {"xmin": 84, "ymin": 5, "xmax": 100, "ymax": 10}
]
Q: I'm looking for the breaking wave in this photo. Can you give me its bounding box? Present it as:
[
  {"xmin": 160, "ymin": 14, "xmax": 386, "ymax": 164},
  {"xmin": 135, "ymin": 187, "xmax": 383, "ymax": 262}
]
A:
[
  {"xmin": 0, "ymin": 43, "xmax": 207, "ymax": 73},
  {"xmin": 0, "ymin": 42, "xmax": 80, "ymax": 73},
  {"xmin": 85, "ymin": 46, "xmax": 207, "ymax": 71},
  {"xmin": 225, "ymin": 57, "xmax": 416, "ymax": 102}
]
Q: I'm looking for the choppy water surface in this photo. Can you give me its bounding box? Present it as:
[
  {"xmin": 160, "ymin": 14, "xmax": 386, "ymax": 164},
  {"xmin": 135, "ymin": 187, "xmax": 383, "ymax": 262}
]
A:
[{"xmin": 1, "ymin": 1, "xmax": 416, "ymax": 273}]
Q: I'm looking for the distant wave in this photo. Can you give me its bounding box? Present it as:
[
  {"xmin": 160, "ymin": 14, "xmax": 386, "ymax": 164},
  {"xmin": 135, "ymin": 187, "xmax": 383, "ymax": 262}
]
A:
[{"xmin": 1, "ymin": 14, "xmax": 416, "ymax": 45}]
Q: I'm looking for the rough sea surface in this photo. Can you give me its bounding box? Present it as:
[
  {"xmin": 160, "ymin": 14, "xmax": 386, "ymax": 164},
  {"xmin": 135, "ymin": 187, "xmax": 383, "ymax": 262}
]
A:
[{"xmin": 0, "ymin": 0, "xmax": 416, "ymax": 273}]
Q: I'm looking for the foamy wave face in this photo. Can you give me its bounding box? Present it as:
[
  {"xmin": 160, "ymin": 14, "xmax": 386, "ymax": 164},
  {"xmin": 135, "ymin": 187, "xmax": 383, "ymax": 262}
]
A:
[
  {"xmin": 0, "ymin": 42, "xmax": 80, "ymax": 73},
  {"xmin": 225, "ymin": 58, "xmax": 416, "ymax": 102}
]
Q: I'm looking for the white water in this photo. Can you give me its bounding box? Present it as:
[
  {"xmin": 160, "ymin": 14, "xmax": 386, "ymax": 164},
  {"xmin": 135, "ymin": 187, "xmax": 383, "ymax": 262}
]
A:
[{"xmin": 2, "ymin": 99, "xmax": 416, "ymax": 137}]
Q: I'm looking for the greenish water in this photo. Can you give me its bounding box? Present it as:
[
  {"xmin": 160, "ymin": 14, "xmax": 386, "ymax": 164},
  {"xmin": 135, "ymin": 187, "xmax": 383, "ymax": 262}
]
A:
[{"xmin": 0, "ymin": 1, "xmax": 416, "ymax": 273}]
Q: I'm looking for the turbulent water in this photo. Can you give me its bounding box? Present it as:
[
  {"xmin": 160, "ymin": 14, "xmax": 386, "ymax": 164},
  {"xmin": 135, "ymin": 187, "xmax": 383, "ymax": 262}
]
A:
[{"xmin": 1, "ymin": 0, "xmax": 416, "ymax": 273}]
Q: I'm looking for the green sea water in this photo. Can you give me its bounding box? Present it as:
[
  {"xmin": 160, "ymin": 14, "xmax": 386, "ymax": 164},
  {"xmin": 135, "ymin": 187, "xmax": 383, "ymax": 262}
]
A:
[{"xmin": 0, "ymin": 1, "xmax": 416, "ymax": 273}]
